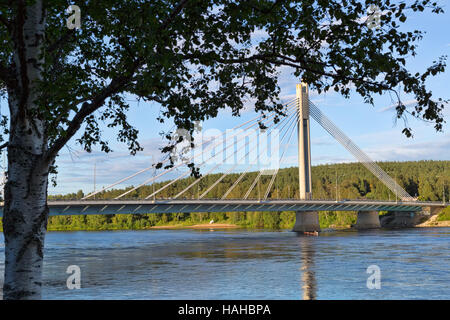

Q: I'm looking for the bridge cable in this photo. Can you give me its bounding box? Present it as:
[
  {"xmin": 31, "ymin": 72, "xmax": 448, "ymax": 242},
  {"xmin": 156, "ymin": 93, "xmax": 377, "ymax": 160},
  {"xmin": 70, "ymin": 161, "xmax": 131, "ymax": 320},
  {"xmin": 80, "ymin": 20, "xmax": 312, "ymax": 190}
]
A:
[
  {"xmin": 226, "ymin": 107, "xmax": 300, "ymax": 200},
  {"xmin": 308, "ymin": 100, "xmax": 413, "ymax": 201},
  {"xmin": 112, "ymin": 100, "xmax": 298, "ymax": 199},
  {"xmin": 309, "ymin": 102, "xmax": 411, "ymax": 199},
  {"xmin": 200, "ymin": 103, "xmax": 300, "ymax": 199},
  {"xmin": 221, "ymin": 104, "xmax": 301, "ymax": 200},
  {"xmin": 242, "ymin": 109, "xmax": 300, "ymax": 200},
  {"xmin": 263, "ymin": 106, "xmax": 300, "ymax": 200},
  {"xmin": 147, "ymin": 101, "xmax": 298, "ymax": 200},
  {"xmin": 309, "ymin": 102, "xmax": 410, "ymax": 199},
  {"xmin": 82, "ymin": 98, "xmax": 296, "ymax": 200},
  {"xmin": 172, "ymin": 104, "xmax": 299, "ymax": 199},
  {"xmin": 123, "ymin": 100, "xmax": 298, "ymax": 199}
]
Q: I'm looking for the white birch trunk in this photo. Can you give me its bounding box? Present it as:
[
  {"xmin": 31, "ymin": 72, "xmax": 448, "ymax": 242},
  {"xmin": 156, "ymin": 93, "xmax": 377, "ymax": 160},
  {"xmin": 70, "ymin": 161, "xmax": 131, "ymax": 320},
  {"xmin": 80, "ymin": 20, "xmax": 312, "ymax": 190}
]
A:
[{"xmin": 2, "ymin": 0, "xmax": 49, "ymax": 300}]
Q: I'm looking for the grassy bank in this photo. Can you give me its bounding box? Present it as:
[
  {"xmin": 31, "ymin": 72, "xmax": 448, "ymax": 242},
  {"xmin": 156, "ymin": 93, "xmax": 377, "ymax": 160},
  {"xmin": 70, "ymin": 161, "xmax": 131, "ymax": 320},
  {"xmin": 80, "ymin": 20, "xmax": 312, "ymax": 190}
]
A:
[
  {"xmin": 437, "ymin": 206, "xmax": 450, "ymax": 221},
  {"xmin": 0, "ymin": 211, "xmax": 357, "ymax": 232}
]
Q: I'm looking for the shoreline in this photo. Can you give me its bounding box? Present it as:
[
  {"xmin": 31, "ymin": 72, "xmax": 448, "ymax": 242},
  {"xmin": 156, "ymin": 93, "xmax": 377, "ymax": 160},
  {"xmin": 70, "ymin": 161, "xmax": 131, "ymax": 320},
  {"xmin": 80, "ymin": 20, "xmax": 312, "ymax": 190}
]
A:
[
  {"xmin": 147, "ymin": 220, "xmax": 450, "ymax": 231},
  {"xmin": 6, "ymin": 218, "xmax": 449, "ymax": 233},
  {"xmin": 416, "ymin": 215, "xmax": 450, "ymax": 227}
]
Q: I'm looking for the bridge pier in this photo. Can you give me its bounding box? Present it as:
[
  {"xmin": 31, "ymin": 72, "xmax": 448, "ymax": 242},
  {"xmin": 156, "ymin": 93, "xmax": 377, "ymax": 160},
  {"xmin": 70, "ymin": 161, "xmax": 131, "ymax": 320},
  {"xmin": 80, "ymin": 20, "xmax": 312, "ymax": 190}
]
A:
[
  {"xmin": 354, "ymin": 210, "xmax": 380, "ymax": 229},
  {"xmin": 292, "ymin": 83, "xmax": 320, "ymax": 233},
  {"xmin": 293, "ymin": 211, "xmax": 321, "ymax": 232},
  {"xmin": 380, "ymin": 211, "xmax": 426, "ymax": 228}
]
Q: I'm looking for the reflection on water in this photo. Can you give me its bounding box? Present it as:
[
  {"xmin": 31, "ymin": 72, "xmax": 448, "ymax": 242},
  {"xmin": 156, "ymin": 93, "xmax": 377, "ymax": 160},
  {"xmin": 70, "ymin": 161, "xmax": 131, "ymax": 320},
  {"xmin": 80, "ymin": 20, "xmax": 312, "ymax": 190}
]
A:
[
  {"xmin": 299, "ymin": 238, "xmax": 317, "ymax": 300},
  {"xmin": 0, "ymin": 227, "xmax": 449, "ymax": 299}
]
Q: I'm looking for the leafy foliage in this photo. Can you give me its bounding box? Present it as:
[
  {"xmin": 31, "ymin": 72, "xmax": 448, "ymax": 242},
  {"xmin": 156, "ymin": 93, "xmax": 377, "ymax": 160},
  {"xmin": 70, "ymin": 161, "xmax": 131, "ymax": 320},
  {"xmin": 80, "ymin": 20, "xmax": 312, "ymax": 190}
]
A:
[{"xmin": 0, "ymin": 0, "xmax": 447, "ymax": 171}]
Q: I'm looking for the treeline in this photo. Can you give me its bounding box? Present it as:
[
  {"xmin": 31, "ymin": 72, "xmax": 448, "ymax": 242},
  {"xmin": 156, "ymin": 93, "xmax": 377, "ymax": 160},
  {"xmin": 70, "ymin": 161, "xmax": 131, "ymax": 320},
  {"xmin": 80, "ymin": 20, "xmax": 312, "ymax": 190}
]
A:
[
  {"xmin": 44, "ymin": 211, "xmax": 358, "ymax": 231},
  {"xmin": 41, "ymin": 160, "xmax": 450, "ymax": 231}
]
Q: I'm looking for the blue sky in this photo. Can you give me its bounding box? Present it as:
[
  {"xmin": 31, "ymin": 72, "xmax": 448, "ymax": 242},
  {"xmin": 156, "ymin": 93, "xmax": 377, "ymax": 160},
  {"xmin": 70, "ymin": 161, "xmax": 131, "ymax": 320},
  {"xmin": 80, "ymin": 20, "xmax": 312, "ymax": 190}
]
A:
[{"xmin": 4, "ymin": 4, "xmax": 450, "ymax": 195}]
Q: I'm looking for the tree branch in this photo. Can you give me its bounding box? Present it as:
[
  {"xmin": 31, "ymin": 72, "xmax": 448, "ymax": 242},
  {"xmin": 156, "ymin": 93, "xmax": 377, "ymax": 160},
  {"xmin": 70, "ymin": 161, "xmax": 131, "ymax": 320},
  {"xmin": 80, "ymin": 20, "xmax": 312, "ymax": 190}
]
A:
[
  {"xmin": 159, "ymin": 0, "xmax": 190, "ymax": 31},
  {"xmin": 44, "ymin": 62, "xmax": 140, "ymax": 164},
  {"xmin": 210, "ymin": 52, "xmax": 392, "ymax": 91},
  {"xmin": 44, "ymin": 1, "xmax": 193, "ymax": 163},
  {"xmin": 46, "ymin": 29, "xmax": 76, "ymax": 55}
]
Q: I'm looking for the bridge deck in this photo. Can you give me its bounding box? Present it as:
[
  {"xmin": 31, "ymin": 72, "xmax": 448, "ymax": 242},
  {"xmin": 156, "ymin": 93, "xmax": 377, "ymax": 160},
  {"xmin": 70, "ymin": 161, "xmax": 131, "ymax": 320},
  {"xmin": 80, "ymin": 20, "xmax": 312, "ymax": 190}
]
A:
[{"xmin": 0, "ymin": 199, "xmax": 446, "ymax": 217}]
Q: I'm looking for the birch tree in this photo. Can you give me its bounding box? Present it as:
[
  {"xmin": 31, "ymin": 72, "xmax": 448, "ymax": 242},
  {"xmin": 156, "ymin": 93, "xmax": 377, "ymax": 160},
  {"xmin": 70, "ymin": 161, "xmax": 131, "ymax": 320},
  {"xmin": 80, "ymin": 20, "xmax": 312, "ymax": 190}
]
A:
[{"xmin": 0, "ymin": 0, "xmax": 447, "ymax": 299}]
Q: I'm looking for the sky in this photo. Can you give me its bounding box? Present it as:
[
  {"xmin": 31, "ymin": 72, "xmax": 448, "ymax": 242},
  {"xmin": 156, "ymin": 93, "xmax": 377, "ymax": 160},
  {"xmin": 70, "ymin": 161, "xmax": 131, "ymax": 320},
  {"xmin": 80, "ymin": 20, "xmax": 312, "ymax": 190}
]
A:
[{"xmin": 2, "ymin": 3, "xmax": 449, "ymax": 195}]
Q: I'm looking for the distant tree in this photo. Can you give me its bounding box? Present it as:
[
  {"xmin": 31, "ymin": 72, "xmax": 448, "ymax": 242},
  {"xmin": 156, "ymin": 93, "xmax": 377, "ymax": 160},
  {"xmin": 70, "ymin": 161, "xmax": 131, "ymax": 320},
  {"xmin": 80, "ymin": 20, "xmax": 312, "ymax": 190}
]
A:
[
  {"xmin": 0, "ymin": 0, "xmax": 447, "ymax": 299},
  {"xmin": 76, "ymin": 189, "xmax": 84, "ymax": 199},
  {"xmin": 418, "ymin": 178, "xmax": 437, "ymax": 201}
]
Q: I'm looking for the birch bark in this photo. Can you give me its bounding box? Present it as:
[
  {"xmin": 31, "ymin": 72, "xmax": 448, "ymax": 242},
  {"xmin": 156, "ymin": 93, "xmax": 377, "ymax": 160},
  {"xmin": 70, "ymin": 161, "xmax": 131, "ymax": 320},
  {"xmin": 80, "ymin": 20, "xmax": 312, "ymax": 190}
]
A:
[{"xmin": 2, "ymin": 0, "xmax": 49, "ymax": 300}]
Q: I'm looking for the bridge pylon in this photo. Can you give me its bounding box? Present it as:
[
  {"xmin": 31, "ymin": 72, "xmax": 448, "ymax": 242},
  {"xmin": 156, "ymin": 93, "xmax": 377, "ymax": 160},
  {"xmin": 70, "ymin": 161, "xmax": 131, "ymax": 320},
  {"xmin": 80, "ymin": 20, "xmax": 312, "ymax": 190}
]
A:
[
  {"xmin": 293, "ymin": 83, "xmax": 320, "ymax": 232},
  {"xmin": 297, "ymin": 82, "xmax": 312, "ymax": 200}
]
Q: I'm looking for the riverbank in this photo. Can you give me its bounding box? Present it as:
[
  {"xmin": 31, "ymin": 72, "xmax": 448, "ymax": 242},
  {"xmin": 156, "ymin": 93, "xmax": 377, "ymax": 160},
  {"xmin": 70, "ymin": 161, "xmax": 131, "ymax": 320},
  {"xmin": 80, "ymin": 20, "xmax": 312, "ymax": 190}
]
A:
[
  {"xmin": 1, "ymin": 208, "xmax": 449, "ymax": 232},
  {"xmin": 416, "ymin": 214, "xmax": 450, "ymax": 227},
  {"xmin": 1, "ymin": 220, "xmax": 449, "ymax": 232}
]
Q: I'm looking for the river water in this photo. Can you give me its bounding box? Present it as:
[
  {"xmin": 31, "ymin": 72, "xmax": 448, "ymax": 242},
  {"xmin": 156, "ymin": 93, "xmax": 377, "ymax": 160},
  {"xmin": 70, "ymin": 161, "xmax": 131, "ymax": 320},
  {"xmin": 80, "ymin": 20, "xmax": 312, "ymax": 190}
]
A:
[{"xmin": 0, "ymin": 227, "xmax": 449, "ymax": 299}]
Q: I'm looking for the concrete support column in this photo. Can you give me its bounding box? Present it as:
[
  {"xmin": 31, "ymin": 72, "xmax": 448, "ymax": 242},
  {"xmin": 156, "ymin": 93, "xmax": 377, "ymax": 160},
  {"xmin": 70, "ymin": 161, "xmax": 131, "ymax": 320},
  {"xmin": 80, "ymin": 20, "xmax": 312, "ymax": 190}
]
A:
[
  {"xmin": 380, "ymin": 211, "xmax": 423, "ymax": 228},
  {"xmin": 293, "ymin": 83, "xmax": 318, "ymax": 233},
  {"xmin": 293, "ymin": 211, "xmax": 321, "ymax": 232},
  {"xmin": 297, "ymin": 83, "xmax": 312, "ymax": 200},
  {"xmin": 354, "ymin": 210, "xmax": 380, "ymax": 229}
]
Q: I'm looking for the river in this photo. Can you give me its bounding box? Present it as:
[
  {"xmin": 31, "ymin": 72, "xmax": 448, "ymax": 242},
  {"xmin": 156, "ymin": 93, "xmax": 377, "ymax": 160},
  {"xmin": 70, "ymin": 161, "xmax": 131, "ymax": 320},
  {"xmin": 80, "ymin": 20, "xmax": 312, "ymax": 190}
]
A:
[{"xmin": 0, "ymin": 227, "xmax": 449, "ymax": 299}]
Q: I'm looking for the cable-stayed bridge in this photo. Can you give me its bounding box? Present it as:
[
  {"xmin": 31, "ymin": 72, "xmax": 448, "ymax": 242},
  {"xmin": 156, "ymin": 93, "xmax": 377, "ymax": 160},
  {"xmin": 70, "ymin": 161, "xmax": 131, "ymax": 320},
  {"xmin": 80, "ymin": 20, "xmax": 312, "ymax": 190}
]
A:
[{"xmin": 0, "ymin": 84, "xmax": 447, "ymax": 231}]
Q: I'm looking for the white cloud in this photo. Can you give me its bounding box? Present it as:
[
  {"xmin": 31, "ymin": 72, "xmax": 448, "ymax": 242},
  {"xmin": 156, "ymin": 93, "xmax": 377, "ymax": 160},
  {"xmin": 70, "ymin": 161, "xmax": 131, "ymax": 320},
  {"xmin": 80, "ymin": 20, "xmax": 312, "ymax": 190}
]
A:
[
  {"xmin": 365, "ymin": 134, "xmax": 450, "ymax": 161},
  {"xmin": 49, "ymin": 137, "xmax": 171, "ymax": 194},
  {"xmin": 311, "ymin": 135, "xmax": 334, "ymax": 146},
  {"xmin": 378, "ymin": 99, "xmax": 418, "ymax": 113}
]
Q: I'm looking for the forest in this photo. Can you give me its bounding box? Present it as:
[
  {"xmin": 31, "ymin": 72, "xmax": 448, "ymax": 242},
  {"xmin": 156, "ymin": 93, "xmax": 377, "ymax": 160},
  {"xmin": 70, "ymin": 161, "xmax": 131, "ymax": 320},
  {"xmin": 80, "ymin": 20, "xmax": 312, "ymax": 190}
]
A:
[{"xmin": 2, "ymin": 160, "xmax": 448, "ymax": 231}]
